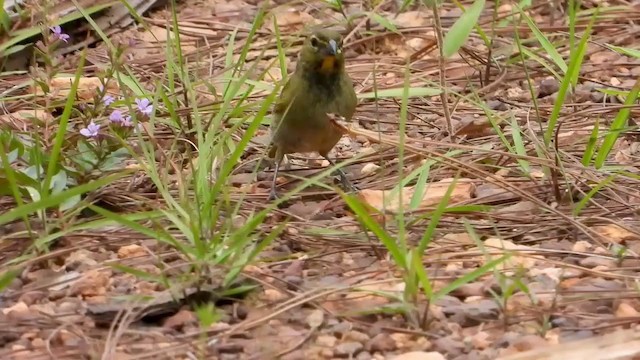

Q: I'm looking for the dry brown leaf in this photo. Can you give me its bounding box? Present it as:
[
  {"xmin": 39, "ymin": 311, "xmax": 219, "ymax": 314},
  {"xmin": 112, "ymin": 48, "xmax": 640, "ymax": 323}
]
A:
[
  {"xmin": 68, "ymin": 269, "xmax": 111, "ymax": 297},
  {"xmin": 0, "ymin": 109, "xmax": 54, "ymax": 129},
  {"xmin": 615, "ymin": 302, "xmax": 640, "ymax": 318},
  {"xmin": 592, "ymin": 224, "xmax": 640, "ymax": 244},
  {"xmin": 306, "ymin": 309, "xmax": 324, "ymax": 328},
  {"xmin": 483, "ymin": 238, "xmax": 540, "ymax": 270},
  {"xmin": 263, "ymin": 289, "xmax": 287, "ymax": 302},
  {"xmin": 117, "ymin": 244, "xmax": 147, "ymax": 259},
  {"xmin": 359, "ymin": 178, "xmax": 475, "ymax": 213},
  {"xmin": 494, "ymin": 201, "xmax": 539, "ymax": 215},
  {"xmin": 471, "ymin": 331, "xmax": 492, "ymax": 349},
  {"xmin": 361, "ymin": 163, "xmax": 381, "ymax": 175},
  {"xmin": 590, "ymin": 51, "xmax": 619, "ymax": 65},
  {"xmin": 455, "ymin": 117, "xmax": 494, "ymax": 139},
  {"xmin": 615, "ymin": 141, "xmax": 640, "ymax": 164},
  {"xmin": 442, "ymin": 232, "xmax": 474, "ymax": 244},
  {"xmin": 33, "ymin": 77, "xmax": 120, "ymax": 102},
  {"xmin": 571, "ymin": 240, "xmax": 591, "ymax": 252},
  {"xmin": 163, "ymin": 309, "xmax": 197, "ymax": 330},
  {"xmin": 2, "ymin": 301, "xmax": 29, "ymax": 317},
  {"xmin": 268, "ymin": 8, "xmax": 316, "ymax": 31}
]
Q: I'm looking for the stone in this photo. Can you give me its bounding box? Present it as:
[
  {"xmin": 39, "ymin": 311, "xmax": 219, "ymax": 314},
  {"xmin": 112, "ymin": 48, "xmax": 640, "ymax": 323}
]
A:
[{"xmin": 335, "ymin": 342, "xmax": 364, "ymax": 357}]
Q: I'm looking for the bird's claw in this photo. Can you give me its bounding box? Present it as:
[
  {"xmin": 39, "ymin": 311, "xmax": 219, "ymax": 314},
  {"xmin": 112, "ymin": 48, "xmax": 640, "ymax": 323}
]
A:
[
  {"xmin": 268, "ymin": 189, "xmax": 279, "ymax": 201},
  {"xmin": 337, "ymin": 176, "xmax": 359, "ymax": 193}
]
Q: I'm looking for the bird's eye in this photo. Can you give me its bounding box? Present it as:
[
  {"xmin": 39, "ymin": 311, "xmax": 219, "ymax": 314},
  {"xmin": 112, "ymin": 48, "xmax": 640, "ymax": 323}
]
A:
[{"xmin": 310, "ymin": 36, "xmax": 319, "ymax": 48}]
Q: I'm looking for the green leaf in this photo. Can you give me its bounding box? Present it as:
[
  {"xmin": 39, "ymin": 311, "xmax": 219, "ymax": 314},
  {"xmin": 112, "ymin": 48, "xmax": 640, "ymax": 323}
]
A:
[
  {"xmin": 607, "ymin": 44, "xmax": 640, "ymax": 59},
  {"xmin": 59, "ymin": 194, "xmax": 81, "ymax": 212},
  {"xmin": 358, "ymin": 87, "xmax": 441, "ymax": 99},
  {"xmin": 42, "ymin": 52, "xmax": 85, "ymax": 200},
  {"xmin": 594, "ymin": 78, "xmax": 640, "ymax": 168},
  {"xmin": 521, "ymin": 10, "xmax": 567, "ymax": 73},
  {"xmin": 442, "ymin": 0, "xmax": 485, "ymax": 58},
  {"xmin": 0, "ymin": 268, "xmax": 20, "ymax": 292},
  {"xmin": 0, "ymin": 2, "xmax": 116, "ymax": 55},
  {"xmin": 2, "ymin": 45, "xmax": 29, "ymax": 57},
  {"xmin": 0, "ymin": 4, "xmax": 10, "ymax": 33},
  {"xmin": 324, "ymin": 0, "xmax": 343, "ymax": 10},
  {"xmin": 50, "ymin": 169, "xmax": 68, "ymax": 194},
  {"xmin": 0, "ymin": 172, "xmax": 127, "ymax": 225},
  {"xmin": 368, "ymin": 12, "xmax": 398, "ymax": 33}
]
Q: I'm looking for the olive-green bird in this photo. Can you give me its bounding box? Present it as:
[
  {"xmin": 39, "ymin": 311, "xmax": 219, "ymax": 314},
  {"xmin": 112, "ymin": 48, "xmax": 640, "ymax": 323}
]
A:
[{"xmin": 267, "ymin": 29, "xmax": 358, "ymax": 200}]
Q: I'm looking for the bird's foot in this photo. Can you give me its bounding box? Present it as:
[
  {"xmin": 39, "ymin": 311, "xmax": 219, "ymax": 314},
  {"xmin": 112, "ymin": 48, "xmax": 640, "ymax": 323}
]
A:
[
  {"xmin": 337, "ymin": 176, "xmax": 360, "ymax": 194},
  {"xmin": 343, "ymin": 182, "xmax": 360, "ymax": 193},
  {"xmin": 267, "ymin": 189, "xmax": 279, "ymax": 201}
]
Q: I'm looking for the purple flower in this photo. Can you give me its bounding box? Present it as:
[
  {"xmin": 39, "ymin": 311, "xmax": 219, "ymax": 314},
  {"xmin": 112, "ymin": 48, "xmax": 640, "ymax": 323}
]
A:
[
  {"xmin": 80, "ymin": 121, "xmax": 100, "ymax": 138},
  {"xmin": 109, "ymin": 110, "xmax": 123, "ymax": 123},
  {"xmin": 135, "ymin": 98, "xmax": 153, "ymax": 116},
  {"xmin": 103, "ymin": 95, "xmax": 115, "ymax": 106},
  {"xmin": 50, "ymin": 26, "xmax": 70, "ymax": 43},
  {"xmin": 121, "ymin": 116, "xmax": 133, "ymax": 127}
]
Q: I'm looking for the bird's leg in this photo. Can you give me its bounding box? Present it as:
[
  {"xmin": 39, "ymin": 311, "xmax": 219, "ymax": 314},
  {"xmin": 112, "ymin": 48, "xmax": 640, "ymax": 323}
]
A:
[
  {"xmin": 268, "ymin": 160, "xmax": 281, "ymax": 201},
  {"xmin": 322, "ymin": 155, "xmax": 358, "ymax": 192},
  {"xmin": 268, "ymin": 150, "xmax": 284, "ymax": 201}
]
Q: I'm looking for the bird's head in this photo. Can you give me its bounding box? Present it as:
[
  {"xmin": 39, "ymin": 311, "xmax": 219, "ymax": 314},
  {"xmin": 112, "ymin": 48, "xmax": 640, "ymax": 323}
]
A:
[{"xmin": 299, "ymin": 29, "xmax": 345, "ymax": 76}]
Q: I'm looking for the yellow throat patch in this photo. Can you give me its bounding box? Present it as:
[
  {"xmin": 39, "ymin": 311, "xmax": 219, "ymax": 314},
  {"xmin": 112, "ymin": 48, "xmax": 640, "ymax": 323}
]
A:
[{"xmin": 320, "ymin": 56, "xmax": 336, "ymax": 73}]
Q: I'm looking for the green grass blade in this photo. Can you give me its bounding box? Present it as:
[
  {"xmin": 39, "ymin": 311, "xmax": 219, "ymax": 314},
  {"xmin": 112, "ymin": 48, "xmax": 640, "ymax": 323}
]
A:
[
  {"xmin": 520, "ymin": 9, "xmax": 567, "ymax": 73},
  {"xmin": 594, "ymin": 79, "xmax": 640, "ymax": 168},
  {"xmin": 42, "ymin": 52, "xmax": 85, "ymax": 200},
  {"xmin": 442, "ymin": 0, "xmax": 485, "ymax": 58},
  {"xmin": 342, "ymin": 193, "xmax": 407, "ymax": 269},
  {"xmin": 0, "ymin": 172, "xmax": 127, "ymax": 225}
]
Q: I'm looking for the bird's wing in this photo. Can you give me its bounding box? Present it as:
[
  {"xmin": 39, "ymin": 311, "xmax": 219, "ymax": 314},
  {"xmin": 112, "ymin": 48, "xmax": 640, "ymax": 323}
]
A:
[
  {"xmin": 273, "ymin": 75, "xmax": 299, "ymax": 120},
  {"xmin": 334, "ymin": 76, "xmax": 358, "ymax": 120}
]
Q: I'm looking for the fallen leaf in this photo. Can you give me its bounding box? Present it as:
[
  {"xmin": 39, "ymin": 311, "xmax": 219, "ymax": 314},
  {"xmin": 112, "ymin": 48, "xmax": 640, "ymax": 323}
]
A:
[
  {"xmin": 454, "ymin": 117, "xmax": 494, "ymax": 138},
  {"xmin": 283, "ymin": 260, "xmax": 305, "ymax": 278},
  {"xmin": 592, "ymin": 224, "xmax": 640, "ymax": 244},
  {"xmin": 615, "ymin": 302, "xmax": 640, "ymax": 318},
  {"xmin": 0, "ymin": 109, "xmax": 54, "ymax": 129},
  {"xmin": 268, "ymin": 8, "xmax": 316, "ymax": 30},
  {"xmin": 470, "ymin": 331, "xmax": 491, "ymax": 349},
  {"xmin": 163, "ymin": 309, "xmax": 197, "ymax": 330},
  {"xmin": 117, "ymin": 244, "xmax": 146, "ymax": 259},
  {"xmin": 494, "ymin": 201, "xmax": 540, "ymax": 215},
  {"xmin": 359, "ymin": 178, "xmax": 475, "ymax": 213},
  {"xmin": 483, "ymin": 238, "xmax": 540, "ymax": 270},
  {"xmin": 361, "ymin": 163, "xmax": 381, "ymax": 175},
  {"xmin": 306, "ymin": 309, "xmax": 324, "ymax": 328},
  {"xmin": 33, "ymin": 77, "xmax": 120, "ymax": 102},
  {"xmin": 68, "ymin": 269, "xmax": 111, "ymax": 297}
]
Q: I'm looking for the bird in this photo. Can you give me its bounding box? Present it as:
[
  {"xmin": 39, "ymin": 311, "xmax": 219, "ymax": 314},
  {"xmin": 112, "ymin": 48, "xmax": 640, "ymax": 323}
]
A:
[{"xmin": 267, "ymin": 29, "xmax": 358, "ymax": 201}]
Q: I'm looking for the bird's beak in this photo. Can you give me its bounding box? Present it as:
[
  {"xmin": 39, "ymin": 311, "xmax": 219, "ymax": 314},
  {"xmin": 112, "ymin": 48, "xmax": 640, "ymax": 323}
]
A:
[{"xmin": 327, "ymin": 39, "xmax": 338, "ymax": 55}]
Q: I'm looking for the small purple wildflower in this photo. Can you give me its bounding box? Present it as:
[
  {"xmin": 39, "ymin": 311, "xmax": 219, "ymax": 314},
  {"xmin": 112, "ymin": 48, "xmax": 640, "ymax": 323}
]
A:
[
  {"xmin": 135, "ymin": 98, "xmax": 153, "ymax": 116},
  {"xmin": 80, "ymin": 121, "xmax": 100, "ymax": 138},
  {"xmin": 50, "ymin": 26, "xmax": 70, "ymax": 43},
  {"xmin": 109, "ymin": 110, "xmax": 124, "ymax": 124},
  {"xmin": 121, "ymin": 116, "xmax": 133, "ymax": 127},
  {"xmin": 103, "ymin": 95, "xmax": 115, "ymax": 106}
]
